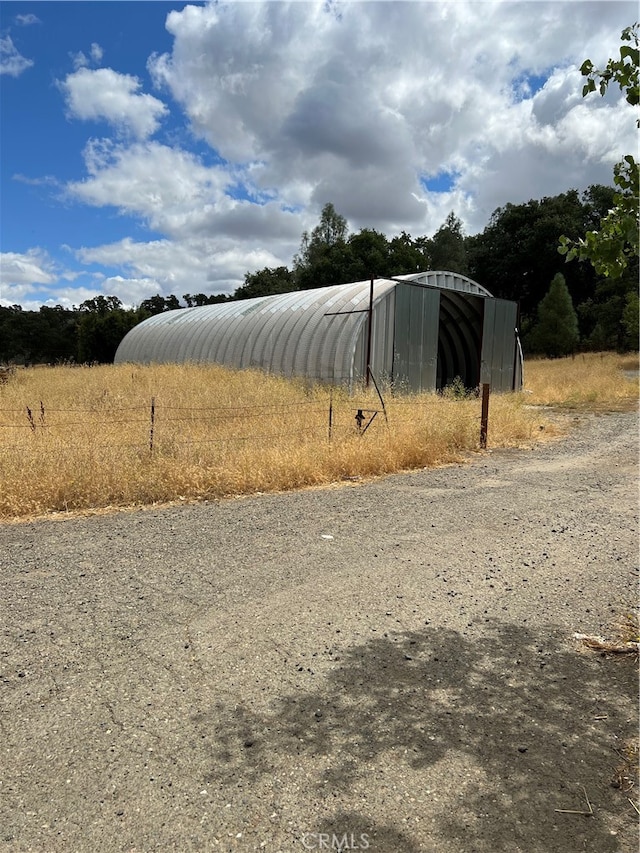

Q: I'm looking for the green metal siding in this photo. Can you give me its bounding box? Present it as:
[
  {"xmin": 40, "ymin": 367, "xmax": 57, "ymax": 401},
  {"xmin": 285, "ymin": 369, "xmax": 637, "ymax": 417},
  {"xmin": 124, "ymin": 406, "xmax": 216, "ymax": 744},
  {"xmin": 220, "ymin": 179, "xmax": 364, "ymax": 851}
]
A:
[
  {"xmin": 393, "ymin": 284, "xmax": 440, "ymax": 392},
  {"xmin": 480, "ymin": 298, "xmax": 518, "ymax": 391}
]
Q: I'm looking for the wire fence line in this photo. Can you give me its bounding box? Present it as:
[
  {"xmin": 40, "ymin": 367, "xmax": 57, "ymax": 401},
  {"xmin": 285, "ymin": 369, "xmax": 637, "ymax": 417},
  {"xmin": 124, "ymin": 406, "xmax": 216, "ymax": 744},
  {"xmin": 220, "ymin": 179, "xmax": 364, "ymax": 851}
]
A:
[{"xmin": 0, "ymin": 396, "xmax": 391, "ymax": 454}]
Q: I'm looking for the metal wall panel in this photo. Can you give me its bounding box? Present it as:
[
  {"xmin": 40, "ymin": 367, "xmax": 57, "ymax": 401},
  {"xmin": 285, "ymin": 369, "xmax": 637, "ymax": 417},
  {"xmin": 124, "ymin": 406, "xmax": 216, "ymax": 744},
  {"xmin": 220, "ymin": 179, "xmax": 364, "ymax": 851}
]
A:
[
  {"xmin": 392, "ymin": 284, "xmax": 440, "ymax": 392},
  {"xmin": 352, "ymin": 287, "xmax": 396, "ymax": 387},
  {"xmin": 373, "ymin": 288, "xmax": 396, "ymax": 383},
  {"xmin": 480, "ymin": 298, "xmax": 519, "ymax": 391}
]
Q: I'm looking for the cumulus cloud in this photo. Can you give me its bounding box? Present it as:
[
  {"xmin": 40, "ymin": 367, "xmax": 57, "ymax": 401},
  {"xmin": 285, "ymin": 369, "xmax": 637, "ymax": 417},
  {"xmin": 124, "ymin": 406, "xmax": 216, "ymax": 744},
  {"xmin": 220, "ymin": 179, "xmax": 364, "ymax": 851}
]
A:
[
  {"xmin": 60, "ymin": 67, "xmax": 168, "ymax": 139},
  {"xmin": 0, "ymin": 250, "xmax": 58, "ymax": 286},
  {"xmin": 0, "ymin": 250, "xmax": 64, "ymax": 307},
  {"xmin": 101, "ymin": 275, "xmax": 163, "ymax": 308},
  {"xmin": 11, "ymin": 0, "xmax": 639, "ymax": 307},
  {"xmin": 145, "ymin": 0, "xmax": 635, "ymax": 238},
  {"xmin": 66, "ymin": 138, "xmax": 305, "ymax": 247},
  {"xmin": 75, "ymin": 235, "xmax": 290, "ymax": 300},
  {"xmin": 0, "ymin": 35, "xmax": 33, "ymax": 77},
  {"xmin": 68, "ymin": 140, "xmax": 229, "ymax": 232}
]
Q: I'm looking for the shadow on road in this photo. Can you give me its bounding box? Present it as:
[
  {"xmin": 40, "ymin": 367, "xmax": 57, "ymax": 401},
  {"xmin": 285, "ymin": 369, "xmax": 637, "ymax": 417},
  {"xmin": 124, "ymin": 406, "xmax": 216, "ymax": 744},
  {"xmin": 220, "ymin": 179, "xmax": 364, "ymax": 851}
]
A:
[{"xmin": 199, "ymin": 619, "xmax": 637, "ymax": 852}]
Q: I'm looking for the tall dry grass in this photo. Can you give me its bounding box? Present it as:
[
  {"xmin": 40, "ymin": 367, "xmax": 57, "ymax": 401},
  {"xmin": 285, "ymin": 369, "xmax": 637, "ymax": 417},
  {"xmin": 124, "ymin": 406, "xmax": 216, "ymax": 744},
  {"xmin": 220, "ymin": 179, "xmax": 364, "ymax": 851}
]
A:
[
  {"xmin": 523, "ymin": 351, "xmax": 639, "ymax": 410},
  {"xmin": 0, "ymin": 353, "xmax": 635, "ymax": 521}
]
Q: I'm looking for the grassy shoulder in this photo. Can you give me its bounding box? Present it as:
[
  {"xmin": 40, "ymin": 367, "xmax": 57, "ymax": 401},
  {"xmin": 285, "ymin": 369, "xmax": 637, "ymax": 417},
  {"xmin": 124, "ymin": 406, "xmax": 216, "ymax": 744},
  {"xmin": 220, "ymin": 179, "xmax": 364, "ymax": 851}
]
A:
[
  {"xmin": 0, "ymin": 353, "xmax": 636, "ymax": 521},
  {"xmin": 523, "ymin": 352, "xmax": 639, "ymax": 411}
]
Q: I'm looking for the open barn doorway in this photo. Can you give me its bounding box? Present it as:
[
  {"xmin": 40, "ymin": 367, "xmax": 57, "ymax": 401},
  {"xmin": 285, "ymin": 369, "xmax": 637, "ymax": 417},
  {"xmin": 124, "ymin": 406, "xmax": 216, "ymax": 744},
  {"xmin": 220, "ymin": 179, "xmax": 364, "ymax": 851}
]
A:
[{"xmin": 435, "ymin": 290, "xmax": 484, "ymax": 391}]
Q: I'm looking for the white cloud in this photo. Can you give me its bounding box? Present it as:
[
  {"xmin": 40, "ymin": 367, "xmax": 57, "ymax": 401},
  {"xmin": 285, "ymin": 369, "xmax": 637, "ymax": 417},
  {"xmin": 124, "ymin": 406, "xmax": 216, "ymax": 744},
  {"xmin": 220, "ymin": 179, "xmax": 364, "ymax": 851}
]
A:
[
  {"xmin": 90, "ymin": 43, "xmax": 104, "ymax": 64},
  {"xmin": 0, "ymin": 35, "xmax": 33, "ymax": 77},
  {"xmin": 71, "ymin": 42, "xmax": 105, "ymax": 70},
  {"xmin": 101, "ymin": 275, "xmax": 161, "ymax": 309},
  {"xmin": 66, "ymin": 138, "xmax": 305, "ymax": 245},
  {"xmin": 0, "ymin": 250, "xmax": 62, "ymax": 307},
  {"xmin": 0, "ymin": 250, "xmax": 58, "ymax": 286},
  {"xmin": 60, "ymin": 67, "xmax": 168, "ymax": 139},
  {"xmin": 13, "ymin": 173, "xmax": 61, "ymax": 188},
  {"xmin": 71, "ymin": 51, "xmax": 90, "ymax": 70},
  {"xmin": 15, "ymin": 14, "xmax": 41, "ymax": 26},
  {"xmin": 145, "ymin": 0, "xmax": 636, "ymax": 238},
  {"xmin": 9, "ymin": 0, "xmax": 639, "ymax": 308},
  {"xmin": 68, "ymin": 140, "xmax": 228, "ymax": 230},
  {"xmin": 75, "ymin": 235, "xmax": 289, "ymax": 300}
]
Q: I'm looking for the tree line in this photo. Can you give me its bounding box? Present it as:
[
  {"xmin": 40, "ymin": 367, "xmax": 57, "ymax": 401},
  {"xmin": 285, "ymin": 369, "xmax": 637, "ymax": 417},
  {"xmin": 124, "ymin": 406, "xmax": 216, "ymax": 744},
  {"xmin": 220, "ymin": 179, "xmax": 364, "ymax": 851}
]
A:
[{"xmin": 1, "ymin": 186, "xmax": 637, "ymax": 366}]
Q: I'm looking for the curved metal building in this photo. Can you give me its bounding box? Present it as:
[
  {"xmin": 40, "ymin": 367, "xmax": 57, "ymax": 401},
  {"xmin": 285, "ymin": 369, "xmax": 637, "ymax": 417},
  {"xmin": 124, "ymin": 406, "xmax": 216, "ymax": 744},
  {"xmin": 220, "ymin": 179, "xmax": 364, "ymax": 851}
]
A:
[{"xmin": 114, "ymin": 271, "xmax": 523, "ymax": 393}]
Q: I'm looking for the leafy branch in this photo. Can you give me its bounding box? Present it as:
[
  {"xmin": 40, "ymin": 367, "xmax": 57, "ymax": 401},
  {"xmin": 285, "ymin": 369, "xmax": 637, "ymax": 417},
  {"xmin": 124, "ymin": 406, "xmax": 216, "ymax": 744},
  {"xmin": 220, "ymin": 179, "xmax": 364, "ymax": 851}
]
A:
[{"xmin": 559, "ymin": 24, "xmax": 639, "ymax": 279}]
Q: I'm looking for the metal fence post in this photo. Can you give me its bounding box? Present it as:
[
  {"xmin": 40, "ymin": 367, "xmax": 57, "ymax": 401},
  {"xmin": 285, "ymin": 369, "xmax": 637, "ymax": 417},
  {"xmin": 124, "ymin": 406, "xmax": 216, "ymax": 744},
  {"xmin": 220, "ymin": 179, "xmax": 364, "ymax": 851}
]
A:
[
  {"xmin": 149, "ymin": 397, "xmax": 155, "ymax": 454},
  {"xmin": 480, "ymin": 383, "xmax": 490, "ymax": 449}
]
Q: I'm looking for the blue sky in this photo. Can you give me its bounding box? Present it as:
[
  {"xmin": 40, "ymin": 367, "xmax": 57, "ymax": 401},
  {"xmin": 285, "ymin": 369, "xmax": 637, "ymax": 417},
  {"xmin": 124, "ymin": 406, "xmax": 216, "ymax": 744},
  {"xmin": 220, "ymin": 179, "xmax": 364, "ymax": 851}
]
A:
[
  {"xmin": 3, "ymin": 4, "xmax": 174, "ymax": 247},
  {"xmin": 1, "ymin": 1, "xmax": 636, "ymax": 309}
]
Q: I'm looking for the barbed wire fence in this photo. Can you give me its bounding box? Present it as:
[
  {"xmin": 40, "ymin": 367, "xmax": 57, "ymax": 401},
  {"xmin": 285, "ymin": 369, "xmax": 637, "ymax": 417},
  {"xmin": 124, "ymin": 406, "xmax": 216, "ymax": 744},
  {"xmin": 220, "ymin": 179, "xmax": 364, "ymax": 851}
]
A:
[{"xmin": 0, "ymin": 394, "xmax": 393, "ymax": 455}]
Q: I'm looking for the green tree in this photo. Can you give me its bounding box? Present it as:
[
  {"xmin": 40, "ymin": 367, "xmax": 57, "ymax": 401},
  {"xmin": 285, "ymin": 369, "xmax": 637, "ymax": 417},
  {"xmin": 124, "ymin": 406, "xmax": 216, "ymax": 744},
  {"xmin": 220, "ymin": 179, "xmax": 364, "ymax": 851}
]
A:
[
  {"xmin": 78, "ymin": 295, "xmax": 124, "ymax": 315},
  {"xmin": 559, "ymin": 23, "xmax": 639, "ymax": 277},
  {"xmin": 428, "ymin": 212, "xmax": 469, "ymax": 275},
  {"xmin": 183, "ymin": 292, "xmax": 232, "ymax": 307},
  {"xmin": 343, "ymin": 229, "xmax": 391, "ymax": 280},
  {"xmin": 467, "ymin": 191, "xmax": 596, "ymax": 320},
  {"xmin": 388, "ymin": 231, "xmax": 431, "ymax": 274},
  {"xmin": 306, "ymin": 202, "xmax": 348, "ymax": 248},
  {"xmin": 233, "ymin": 266, "xmax": 296, "ymax": 300},
  {"xmin": 77, "ymin": 296, "xmax": 140, "ymax": 363},
  {"xmin": 621, "ymin": 290, "xmax": 640, "ymax": 349},
  {"xmin": 36, "ymin": 306, "xmax": 78, "ymax": 362},
  {"xmin": 576, "ymin": 254, "xmax": 639, "ymax": 350},
  {"xmin": 293, "ymin": 203, "xmax": 352, "ymax": 289},
  {"xmin": 526, "ymin": 273, "xmax": 580, "ymax": 357},
  {"xmin": 0, "ymin": 304, "xmax": 80, "ymax": 364},
  {"xmin": 139, "ymin": 294, "xmax": 181, "ymax": 316}
]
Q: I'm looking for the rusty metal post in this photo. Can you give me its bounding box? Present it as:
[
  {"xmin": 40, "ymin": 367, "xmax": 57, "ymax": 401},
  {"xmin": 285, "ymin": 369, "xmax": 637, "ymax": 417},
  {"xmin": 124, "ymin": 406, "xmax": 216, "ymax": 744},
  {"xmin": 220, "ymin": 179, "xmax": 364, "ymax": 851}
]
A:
[
  {"xmin": 480, "ymin": 383, "xmax": 490, "ymax": 449},
  {"xmin": 365, "ymin": 276, "xmax": 374, "ymax": 387},
  {"xmin": 149, "ymin": 396, "xmax": 155, "ymax": 454}
]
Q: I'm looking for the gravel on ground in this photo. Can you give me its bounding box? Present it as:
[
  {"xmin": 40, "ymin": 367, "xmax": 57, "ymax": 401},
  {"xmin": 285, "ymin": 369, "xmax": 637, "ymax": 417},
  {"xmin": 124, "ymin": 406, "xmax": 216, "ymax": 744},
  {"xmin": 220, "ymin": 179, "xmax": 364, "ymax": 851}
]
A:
[{"xmin": 1, "ymin": 408, "xmax": 638, "ymax": 853}]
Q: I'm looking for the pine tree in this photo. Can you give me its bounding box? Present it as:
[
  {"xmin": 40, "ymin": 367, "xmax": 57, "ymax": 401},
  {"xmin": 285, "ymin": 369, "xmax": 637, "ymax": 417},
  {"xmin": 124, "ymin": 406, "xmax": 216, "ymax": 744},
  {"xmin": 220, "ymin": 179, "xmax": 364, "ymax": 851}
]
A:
[
  {"xmin": 429, "ymin": 212, "xmax": 468, "ymax": 275},
  {"xmin": 528, "ymin": 273, "xmax": 580, "ymax": 357}
]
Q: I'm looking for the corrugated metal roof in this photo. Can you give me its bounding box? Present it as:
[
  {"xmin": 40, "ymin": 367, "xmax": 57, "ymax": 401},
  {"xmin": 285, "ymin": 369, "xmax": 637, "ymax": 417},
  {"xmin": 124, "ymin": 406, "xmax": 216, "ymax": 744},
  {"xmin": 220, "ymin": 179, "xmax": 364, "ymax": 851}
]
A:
[
  {"xmin": 396, "ymin": 270, "xmax": 492, "ymax": 297},
  {"xmin": 115, "ymin": 277, "xmax": 398, "ymax": 382},
  {"xmin": 113, "ymin": 271, "xmax": 513, "ymax": 391}
]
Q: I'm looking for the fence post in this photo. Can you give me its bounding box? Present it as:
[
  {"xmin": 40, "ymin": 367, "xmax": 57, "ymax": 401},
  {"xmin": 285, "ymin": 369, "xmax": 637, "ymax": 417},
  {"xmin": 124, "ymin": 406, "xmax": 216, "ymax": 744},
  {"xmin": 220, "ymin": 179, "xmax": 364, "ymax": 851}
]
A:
[
  {"xmin": 149, "ymin": 397, "xmax": 155, "ymax": 454},
  {"xmin": 480, "ymin": 383, "xmax": 490, "ymax": 449},
  {"xmin": 328, "ymin": 389, "xmax": 333, "ymax": 441},
  {"xmin": 365, "ymin": 275, "xmax": 374, "ymax": 387}
]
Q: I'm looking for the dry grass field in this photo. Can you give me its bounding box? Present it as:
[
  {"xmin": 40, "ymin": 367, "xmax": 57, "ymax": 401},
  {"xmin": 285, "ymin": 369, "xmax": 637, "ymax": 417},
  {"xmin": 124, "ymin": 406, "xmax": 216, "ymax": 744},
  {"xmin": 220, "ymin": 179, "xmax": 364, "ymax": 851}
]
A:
[
  {"xmin": 524, "ymin": 351, "xmax": 639, "ymax": 411},
  {"xmin": 0, "ymin": 352, "xmax": 637, "ymax": 521}
]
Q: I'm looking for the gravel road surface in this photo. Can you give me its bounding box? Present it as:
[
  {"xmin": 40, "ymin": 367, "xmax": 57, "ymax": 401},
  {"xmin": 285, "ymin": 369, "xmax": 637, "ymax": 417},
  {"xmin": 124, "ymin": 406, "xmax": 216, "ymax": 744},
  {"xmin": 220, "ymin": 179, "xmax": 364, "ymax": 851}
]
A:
[{"xmin": 1, "ymin": 408, "xmax": 638, "ymax": 853}]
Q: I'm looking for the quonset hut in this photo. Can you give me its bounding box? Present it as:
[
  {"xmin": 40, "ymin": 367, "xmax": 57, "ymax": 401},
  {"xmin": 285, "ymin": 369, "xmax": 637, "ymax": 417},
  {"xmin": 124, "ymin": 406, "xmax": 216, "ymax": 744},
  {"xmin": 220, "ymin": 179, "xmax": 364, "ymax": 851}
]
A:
[{"xmin": 114, "ymin": 271, "xmax": 523, "ymax": 394}]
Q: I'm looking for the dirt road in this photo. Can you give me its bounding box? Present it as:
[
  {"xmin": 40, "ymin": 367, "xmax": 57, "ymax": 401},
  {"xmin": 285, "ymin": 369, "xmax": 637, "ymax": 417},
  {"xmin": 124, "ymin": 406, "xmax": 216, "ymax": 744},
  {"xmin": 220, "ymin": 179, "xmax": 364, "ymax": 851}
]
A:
[{"xmin": 1, "ymin": 409, "xmax": 638, "ymax": 853}]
